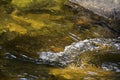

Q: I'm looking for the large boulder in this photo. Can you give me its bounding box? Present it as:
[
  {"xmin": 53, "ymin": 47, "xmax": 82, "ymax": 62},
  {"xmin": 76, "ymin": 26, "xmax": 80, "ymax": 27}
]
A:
[{"xmin": 68, "ymin": 0, "xmax": 120, "ymax": 21}]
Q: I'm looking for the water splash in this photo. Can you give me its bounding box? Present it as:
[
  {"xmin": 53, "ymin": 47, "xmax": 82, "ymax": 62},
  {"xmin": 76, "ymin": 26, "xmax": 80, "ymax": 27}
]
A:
[
  {"xmin": 5, "ymin": 38, "xmax": 120, "ymax": 67},
  {"xmin": 37, "ymin": 38, "xmax": 120, "ymax": 66}
]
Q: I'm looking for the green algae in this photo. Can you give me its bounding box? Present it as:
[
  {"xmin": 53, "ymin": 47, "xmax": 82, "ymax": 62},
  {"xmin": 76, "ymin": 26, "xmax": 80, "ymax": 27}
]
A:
[
  {"xmin": 11, "ymin": 0, "xmax": 66, "ymax": 14},
  {"xmin": 0, "ymin": 1, "xmax": 120, "ymax": 80}
]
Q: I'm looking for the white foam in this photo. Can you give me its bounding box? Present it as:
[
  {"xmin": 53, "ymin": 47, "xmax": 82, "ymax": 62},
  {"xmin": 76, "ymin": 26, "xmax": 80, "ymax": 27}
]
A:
[
  {"xmin": 5, "ymin": 52, "xmax": 17, "ymax": 59},
  {"xmin": 5, "ymin": 38, "xmax": 120, "ymax": 68},
  {"xmin": 38, "ymin": 38, "xmax": 120, "ymax": 66}
]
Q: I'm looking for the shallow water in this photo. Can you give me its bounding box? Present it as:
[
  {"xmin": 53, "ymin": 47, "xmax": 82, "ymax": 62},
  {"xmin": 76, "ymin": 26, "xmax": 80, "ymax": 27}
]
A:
[{"xmin": 0, "ymin": 0, "xmax": 120, "ymax": 80}]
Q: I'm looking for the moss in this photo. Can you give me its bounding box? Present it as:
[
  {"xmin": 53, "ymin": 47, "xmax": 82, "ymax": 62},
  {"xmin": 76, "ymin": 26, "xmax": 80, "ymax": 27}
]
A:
[
  {"xmin": 6, "ymin": 23, "xmax": 27, "ymax": 34},
  {"xmin": 11, "ymin": 0, "xmax": 67, "ymax": 14},
  {"xmin": 49, "ymin": 66, "xmax": 115, "ymax": 80}
]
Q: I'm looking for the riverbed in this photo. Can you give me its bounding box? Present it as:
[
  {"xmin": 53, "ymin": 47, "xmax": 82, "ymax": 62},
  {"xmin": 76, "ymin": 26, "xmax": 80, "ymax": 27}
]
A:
[{"xmin": 0, "ymin": 0, "xmax": 120, "ymax": 80}]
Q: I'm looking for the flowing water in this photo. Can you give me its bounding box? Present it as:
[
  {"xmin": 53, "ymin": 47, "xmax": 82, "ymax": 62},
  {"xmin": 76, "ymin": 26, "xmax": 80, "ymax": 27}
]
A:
[{"xmin": 0, "ymin": 0, "xmax": 120, "ymax": 80}]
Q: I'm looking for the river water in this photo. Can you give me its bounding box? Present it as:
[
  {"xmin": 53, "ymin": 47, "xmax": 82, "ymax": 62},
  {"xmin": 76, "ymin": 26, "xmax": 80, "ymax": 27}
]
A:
[{"xmin": 0, "ymin": 0, "xmax": 120, "ymax": 80}]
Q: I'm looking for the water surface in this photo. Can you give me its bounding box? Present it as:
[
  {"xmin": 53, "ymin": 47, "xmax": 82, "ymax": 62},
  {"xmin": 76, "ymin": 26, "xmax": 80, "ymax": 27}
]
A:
[{"xmin": 0, "ymin": 0, "xmax": 120, "ymax": 80}]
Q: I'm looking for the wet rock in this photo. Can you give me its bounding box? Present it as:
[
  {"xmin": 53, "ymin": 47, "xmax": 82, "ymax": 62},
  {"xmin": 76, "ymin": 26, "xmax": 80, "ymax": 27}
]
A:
[
  {"xmin": 67, "ymin": 0, "xmax": 120, "ymax": 21},
  {"xmin": 66, "ymin": 0, "xmax": 120, "ymax": 35}
]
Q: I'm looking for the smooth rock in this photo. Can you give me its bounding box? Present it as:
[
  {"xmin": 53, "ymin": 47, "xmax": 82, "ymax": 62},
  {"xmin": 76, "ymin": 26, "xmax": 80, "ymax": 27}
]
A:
[{"xmin": 68, "ymin": 0, "xmax": 120, "ymax": 20}]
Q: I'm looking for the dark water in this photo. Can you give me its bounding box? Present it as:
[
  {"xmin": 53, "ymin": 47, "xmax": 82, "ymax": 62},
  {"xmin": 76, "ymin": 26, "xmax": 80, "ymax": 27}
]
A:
[{"xmin": 0, "ymin": 0, "xmax": 120, "ymax": 80}]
